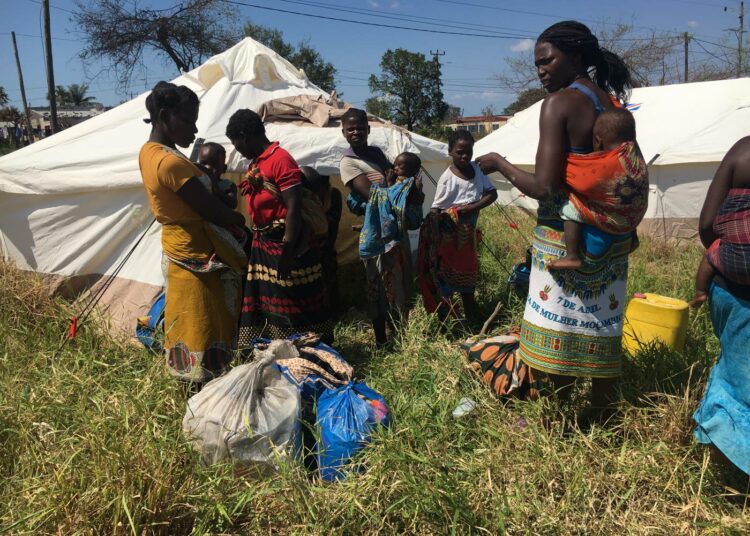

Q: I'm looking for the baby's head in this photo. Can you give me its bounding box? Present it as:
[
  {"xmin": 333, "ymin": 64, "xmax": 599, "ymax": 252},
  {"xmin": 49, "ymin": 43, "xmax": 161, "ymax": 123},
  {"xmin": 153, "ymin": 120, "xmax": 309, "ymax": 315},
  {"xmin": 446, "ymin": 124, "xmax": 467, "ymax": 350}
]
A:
[
  {"xmin": 593, "ymin": 108, "xmax": 636, "ymax": 152},
  {"xmin": 393, "ymin": 152, "xmax": 421, "ymax": 179},
  {"xmin": 197, "ymin": 142, "xmax": 227, "ymax": 180},
  {"xmin": 300, "ymin": 166, "xmax": 331, "ymax": 200}
]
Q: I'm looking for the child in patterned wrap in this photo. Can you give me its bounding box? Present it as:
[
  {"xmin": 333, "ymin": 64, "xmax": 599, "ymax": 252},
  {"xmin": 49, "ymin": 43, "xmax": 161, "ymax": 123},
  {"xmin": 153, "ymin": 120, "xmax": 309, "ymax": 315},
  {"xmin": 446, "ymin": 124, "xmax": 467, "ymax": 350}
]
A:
[{"xmin": 549, "ymin": 108, "xmax": 645, "ymax": 270}]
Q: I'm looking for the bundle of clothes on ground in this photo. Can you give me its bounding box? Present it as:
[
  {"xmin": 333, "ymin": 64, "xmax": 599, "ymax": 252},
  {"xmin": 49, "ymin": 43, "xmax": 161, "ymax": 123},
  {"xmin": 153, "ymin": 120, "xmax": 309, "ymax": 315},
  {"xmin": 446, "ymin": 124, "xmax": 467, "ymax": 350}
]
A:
[{"xmin": 176, "ymin": 332, "xmax": 391, "ymax": 481}]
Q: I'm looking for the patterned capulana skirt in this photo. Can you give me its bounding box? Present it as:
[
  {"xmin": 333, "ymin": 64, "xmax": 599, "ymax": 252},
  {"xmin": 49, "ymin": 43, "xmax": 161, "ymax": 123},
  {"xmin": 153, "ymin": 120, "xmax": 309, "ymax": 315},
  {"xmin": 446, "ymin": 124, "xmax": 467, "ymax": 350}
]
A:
[
  {"xmin": 238, "ymin": 225, "xmax": 333, "ymax": 348},
  {"xmin": 518, "ymin": 220, "xmax": 631, "ymax": 379}
]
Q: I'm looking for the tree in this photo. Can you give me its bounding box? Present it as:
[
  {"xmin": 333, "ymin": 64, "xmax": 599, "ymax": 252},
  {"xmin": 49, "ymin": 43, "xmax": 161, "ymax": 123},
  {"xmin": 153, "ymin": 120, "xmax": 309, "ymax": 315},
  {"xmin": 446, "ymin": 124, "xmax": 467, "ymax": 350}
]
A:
[
  {"xmin": 481, "ymin": 104, "xmax": 496, "ymax": 117},
  {"xmin": 502, "ymin": 88, "xmax": 547, "ymax": 115},
  {"xmin": 368, "ymin": 49, "xmax": 448, "ymax": 131},
  {"xmin": 67, "ymin": 84, "xmax": 96, "ymax": 106},
  {"xmin": 0, "ymin": 87, "xmax": 8, "ymax": 107},
  {"xmin": 243, "ymin": 22, "xmax": 294, "ymax": 58},
  {"xmin": 47, "ymin": 85, "xmax": 71, "ymax": 107},
  {"xmin": 364, "ymin": 96, "xmax": 393, "ymax": 121},
  {"xmin": 443, "ymin": 105, "xmax": 462, "ymax": 123},
  {"xmin": 416, "ymin": 123, "xmax": 453, "ymax": 143},
  {"xmin": 73, "ymin": 0, "xmax": 240, "ymax": 87},
  {"xmin": 244, "ymin": 22, "xmax": 337, "ymax": 93},
  {"xmin": 291, "ymin": 40, "xmax": 337, "ymax": 94}
]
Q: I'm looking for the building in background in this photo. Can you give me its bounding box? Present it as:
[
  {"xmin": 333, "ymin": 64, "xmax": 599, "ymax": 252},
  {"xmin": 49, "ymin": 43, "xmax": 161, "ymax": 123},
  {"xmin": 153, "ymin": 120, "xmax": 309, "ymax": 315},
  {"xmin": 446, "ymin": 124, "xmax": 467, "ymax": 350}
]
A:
[
  {"xmin": 29, "ymin": 105, "xmax": 108, "ymax": 137},
  {"xmin": 446, "ymin": 114, "xmax": 509, "ymax": 137}
]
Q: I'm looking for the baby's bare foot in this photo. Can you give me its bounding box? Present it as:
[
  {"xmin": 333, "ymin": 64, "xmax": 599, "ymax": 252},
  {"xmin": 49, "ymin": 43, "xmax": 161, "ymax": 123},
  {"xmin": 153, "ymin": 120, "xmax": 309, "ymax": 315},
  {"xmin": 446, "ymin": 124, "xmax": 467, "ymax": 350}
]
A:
[
  {"xmin": 689, "ymin": 292, "xmax": 708, "ymax": 308},
  {"xmin": 548, "ymin": 256, "xmax": 583, "ymax": 270}
]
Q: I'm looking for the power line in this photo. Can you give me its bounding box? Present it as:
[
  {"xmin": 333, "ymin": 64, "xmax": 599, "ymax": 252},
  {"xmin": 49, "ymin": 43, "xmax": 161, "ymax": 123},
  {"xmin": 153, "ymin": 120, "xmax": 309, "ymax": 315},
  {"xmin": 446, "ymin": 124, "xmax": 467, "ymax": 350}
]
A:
[
  {"xmin": 276, "ymin": 0, "xmax": 537, "ymax": 38},
  {"xmin": 693, "ymin": 38, "xmax": 735, "ymax": 64},
  {"xmin": 223, "ymin": 0, "xmax": 531, "ymax": 39},
  {"xmin": 430, "ymin": 0, "xmax": 713, "ymax": 36},
  {"xmin": 692, "ymin": 37, "xmax": 736, "ymax": 51},
  {"xmin": 22, "ymin": 0, "xmax": 76, "ymax": 15},
  {"xmin": 0, "ymin": 31, "xmax": 81, "ymax": 42}
]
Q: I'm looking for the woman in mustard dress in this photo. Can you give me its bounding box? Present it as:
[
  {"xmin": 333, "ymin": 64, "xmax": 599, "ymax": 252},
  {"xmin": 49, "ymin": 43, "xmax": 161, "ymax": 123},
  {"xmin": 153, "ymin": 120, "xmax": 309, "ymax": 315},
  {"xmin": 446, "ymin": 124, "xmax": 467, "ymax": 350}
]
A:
[{"xmin": 138, "ymin": 81, "xmax": 246, "ymax": 383}]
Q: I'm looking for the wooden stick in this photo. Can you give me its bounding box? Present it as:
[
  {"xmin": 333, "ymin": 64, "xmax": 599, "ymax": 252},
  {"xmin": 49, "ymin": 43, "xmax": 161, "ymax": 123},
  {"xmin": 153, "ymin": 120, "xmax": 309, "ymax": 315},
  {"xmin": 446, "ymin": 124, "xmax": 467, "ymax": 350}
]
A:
[{"xmin": 478, "ymin": 300, "xmax": 503, "ymax": 337}]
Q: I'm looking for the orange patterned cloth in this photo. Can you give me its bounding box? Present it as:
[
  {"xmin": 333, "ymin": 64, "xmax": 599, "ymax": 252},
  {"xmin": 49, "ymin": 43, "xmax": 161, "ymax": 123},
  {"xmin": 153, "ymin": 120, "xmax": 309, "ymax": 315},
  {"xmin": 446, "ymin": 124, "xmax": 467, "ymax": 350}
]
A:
[
  {"xmin": 565, "ymin": 141, "xmax": 649, "ymax": 235},
  {"xmin": 463, "ymin": 328, "xmax": 543, "ymax": 400}
]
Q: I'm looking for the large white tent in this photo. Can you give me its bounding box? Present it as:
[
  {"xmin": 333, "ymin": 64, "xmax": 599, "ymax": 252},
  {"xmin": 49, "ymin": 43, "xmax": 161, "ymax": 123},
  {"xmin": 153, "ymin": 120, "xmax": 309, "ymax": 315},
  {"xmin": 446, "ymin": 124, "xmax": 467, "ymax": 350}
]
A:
[
  {"xmin": 474, "ymin": 78, "xmax": 750, "ymax": 239},
  {"xmin": 0, "ymin": 38, "xmax": 448, "ymax": 329}
]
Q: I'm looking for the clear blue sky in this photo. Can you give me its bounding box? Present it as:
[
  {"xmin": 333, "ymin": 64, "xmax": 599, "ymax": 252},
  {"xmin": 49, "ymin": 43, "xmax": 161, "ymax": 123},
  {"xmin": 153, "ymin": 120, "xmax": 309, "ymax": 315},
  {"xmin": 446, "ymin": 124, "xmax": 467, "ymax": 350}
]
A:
[{"xmin": 0, "ymin": 0, "xmax": 742, "ymax": 115}]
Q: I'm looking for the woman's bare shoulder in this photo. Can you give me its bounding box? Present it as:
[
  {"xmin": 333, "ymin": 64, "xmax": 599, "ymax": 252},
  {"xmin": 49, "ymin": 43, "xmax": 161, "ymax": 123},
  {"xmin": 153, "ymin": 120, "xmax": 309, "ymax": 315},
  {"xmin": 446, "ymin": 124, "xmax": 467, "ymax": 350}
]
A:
[
  {"xmin": 729, "ymin": 136, "xmax": 750, "ymax": 153},
  {"xmin": 727, "ymin": 136, "xmax": 750, "ymax": 188},
  {"xmin": 540, "ymin": 89, "xmax": 593, "ymax": 117}
]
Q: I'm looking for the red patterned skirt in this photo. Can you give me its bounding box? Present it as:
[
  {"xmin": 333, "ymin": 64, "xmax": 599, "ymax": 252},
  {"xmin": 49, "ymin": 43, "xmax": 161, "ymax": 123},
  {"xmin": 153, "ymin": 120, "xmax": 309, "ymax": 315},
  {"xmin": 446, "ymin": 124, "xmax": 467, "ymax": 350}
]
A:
[
  {"xmin": 418, "ymin": 210, "xmax": 480, "ymax": 313},
  {"xmin": 238, "ymin": 225, "xmax": 333, "ymax": 347}
]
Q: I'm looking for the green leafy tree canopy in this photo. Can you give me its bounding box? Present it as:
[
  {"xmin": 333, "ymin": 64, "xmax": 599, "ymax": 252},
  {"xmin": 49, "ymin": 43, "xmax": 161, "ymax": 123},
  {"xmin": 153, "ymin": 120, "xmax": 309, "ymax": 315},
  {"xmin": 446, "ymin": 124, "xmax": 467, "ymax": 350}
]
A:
[
  {"xmin": 67, "ymin": 84, "xmax": 96, "ymax": 106},
  {"xmin": 364, "ymin": 96, "xmax": 393, "ymax": 121},
  {"xmin": 47, "ymin": 86, "xmax": 71, "ymax": 107},
  {"xmin": 368, "ymin": 49, "xmax": 448, "ymax": 131}
]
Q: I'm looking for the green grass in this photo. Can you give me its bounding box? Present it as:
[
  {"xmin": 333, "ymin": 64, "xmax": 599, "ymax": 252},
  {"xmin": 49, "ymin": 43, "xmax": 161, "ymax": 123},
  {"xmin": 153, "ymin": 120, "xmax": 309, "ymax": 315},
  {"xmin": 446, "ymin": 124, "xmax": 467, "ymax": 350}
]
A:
[
  {"xmin": 0, "ymin": 142, "xmax": 18, "ymax": 157},
  {"xmin": 1, "ymin": 210, "xmax": 749, "ymax": 534}
]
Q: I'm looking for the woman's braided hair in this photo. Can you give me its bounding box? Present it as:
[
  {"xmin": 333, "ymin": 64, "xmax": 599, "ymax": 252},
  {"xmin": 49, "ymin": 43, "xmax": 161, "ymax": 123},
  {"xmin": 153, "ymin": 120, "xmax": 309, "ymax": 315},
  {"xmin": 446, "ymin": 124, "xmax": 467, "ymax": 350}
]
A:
[
  {"xmin": 537, "ymin": 21, "xmax": 633, "ymax": 102},
  {"xmin": 143, "ymin": 81, "xmax": 199, "ymax": 124}
]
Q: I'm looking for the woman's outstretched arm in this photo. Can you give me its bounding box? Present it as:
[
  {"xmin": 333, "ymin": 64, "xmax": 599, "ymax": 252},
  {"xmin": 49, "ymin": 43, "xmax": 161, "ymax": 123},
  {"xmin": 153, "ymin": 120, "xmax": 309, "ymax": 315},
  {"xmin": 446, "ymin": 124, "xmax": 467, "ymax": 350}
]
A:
[{"xmin": 475, "ymin": 93, "xmax": 568, "ymax": 200}]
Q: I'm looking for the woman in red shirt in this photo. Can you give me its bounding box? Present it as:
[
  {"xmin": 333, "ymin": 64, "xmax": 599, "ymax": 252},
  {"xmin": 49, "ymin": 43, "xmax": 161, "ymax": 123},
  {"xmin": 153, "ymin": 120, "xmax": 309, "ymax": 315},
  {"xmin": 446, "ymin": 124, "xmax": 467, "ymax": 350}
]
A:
[{"xmin": 226, "ymin": 109, "xmax": 332, "ymax": 347}]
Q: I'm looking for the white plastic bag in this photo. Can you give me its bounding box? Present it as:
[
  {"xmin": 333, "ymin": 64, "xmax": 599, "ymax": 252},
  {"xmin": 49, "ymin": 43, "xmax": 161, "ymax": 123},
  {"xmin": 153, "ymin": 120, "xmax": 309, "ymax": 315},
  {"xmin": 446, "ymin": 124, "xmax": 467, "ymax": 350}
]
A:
[{"xmin": 182, "ymin": 341, "xmax": 301, "ymax": 467}]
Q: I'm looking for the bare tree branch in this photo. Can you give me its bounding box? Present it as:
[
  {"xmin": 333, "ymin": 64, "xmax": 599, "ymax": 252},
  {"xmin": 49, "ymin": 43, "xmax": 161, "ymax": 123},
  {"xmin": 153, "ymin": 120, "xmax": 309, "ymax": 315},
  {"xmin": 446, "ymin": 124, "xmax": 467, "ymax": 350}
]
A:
[{"xmin": 73, "ymin": 0, "xmax": 241, "ymax": 89}]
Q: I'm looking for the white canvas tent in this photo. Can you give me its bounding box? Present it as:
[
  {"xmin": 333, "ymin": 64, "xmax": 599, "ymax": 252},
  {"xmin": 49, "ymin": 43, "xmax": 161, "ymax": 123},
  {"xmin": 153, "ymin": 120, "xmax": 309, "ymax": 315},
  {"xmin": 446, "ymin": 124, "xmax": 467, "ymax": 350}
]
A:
[
  {"xmin": 0, "ymin": 38, "xmax": 448, "ymax": 329},
  {"xmin": 474, "ymin": 78, "xmax": 750, "ymax": 239}
]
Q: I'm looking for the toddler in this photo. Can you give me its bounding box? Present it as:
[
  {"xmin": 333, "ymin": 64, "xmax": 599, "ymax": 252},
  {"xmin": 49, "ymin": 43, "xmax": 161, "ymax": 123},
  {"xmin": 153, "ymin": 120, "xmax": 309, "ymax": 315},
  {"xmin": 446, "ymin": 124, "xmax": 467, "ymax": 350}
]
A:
[{"xmin": 550, "ymin": 108, "xmax": 646, "ymax": 270}]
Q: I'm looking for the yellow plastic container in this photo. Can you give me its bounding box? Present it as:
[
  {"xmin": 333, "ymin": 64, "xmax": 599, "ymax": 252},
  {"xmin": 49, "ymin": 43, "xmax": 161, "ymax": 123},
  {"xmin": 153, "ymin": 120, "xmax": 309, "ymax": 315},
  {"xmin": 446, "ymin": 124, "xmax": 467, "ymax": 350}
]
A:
[{"xmin": 622, "ymin": 293, "xmax": 689, "ymax": 354}]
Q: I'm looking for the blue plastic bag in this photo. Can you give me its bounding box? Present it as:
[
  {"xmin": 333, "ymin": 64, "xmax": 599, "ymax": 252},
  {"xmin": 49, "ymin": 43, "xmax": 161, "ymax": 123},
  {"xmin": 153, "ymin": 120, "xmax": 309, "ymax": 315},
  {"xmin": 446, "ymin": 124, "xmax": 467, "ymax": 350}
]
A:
[
  {"xmin": 135, "ymin": 291, "xmax": 165, "ymax": 351},
  {"xmin": 317, "ymin": 381, "xmax": 391, "ymax": 481}
]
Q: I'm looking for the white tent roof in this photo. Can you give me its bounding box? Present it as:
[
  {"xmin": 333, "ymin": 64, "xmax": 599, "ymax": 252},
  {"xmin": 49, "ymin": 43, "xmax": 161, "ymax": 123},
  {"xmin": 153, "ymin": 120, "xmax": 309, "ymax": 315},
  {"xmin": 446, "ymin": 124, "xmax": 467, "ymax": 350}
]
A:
[
  {"xmin": 475, "ymin": 78, "xmax": 750, "ymax": 166},
  {"xmin": 474, "ymin": 78, "xmax": 750, "ymax": 235},
  {"xmin": 0, "ymin": 38, "xmax": 448, "ymax": 326}
]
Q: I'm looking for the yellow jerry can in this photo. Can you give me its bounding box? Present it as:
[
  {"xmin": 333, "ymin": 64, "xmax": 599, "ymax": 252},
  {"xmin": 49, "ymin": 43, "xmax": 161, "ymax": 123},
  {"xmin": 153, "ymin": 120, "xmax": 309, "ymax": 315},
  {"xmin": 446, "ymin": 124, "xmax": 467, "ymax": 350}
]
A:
[{"xmin": 622, "ymin": 293, "xmax": 689, "ymax": 354}]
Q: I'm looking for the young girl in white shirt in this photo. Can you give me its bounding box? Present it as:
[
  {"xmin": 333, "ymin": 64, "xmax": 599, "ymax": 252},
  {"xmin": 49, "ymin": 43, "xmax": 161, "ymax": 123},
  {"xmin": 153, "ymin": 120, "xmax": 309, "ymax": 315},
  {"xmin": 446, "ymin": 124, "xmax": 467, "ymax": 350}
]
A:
[{"xmin": 424, "ymin": 130, "xmax": 498, "ymax": 322}]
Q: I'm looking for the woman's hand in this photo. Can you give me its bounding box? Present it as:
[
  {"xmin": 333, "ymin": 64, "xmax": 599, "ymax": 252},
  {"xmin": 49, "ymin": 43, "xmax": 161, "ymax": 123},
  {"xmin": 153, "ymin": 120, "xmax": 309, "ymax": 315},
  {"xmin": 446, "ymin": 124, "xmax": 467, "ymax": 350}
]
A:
[{"xmin": 475, "ymin": 153, "xmax": 504, "ymax": 175}]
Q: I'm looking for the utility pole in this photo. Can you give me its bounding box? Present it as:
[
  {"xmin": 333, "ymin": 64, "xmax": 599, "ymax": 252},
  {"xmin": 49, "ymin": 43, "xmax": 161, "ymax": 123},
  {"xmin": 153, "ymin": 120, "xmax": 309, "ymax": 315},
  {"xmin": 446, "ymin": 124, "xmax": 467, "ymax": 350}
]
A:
[
  {"xmin": 11, "ymin": 32, "xmax": 35, "ymax": 144},
  {"xmin": 684, "ymin": 32, "xmax": 690, "ymax": 83},
  {"xmin": 42, "ymin": 0, "xmax": 60, "ymax": 133},
  {"xmin": 740, "ymin": 1, "xmax": 745, "ymax": 77},
  {"xmin": 727, "ymin": 2, "xmax": 745, "ymax": 76},
  {"xmin": 429, "ymin": 49, "xmax": 446, "ymax": 66}
]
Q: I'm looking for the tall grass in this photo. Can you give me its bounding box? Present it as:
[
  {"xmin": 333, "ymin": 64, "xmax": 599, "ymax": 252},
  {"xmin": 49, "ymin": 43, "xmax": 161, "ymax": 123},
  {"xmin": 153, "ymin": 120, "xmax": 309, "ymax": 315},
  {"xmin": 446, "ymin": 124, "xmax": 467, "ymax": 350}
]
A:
[{"xmin": 1, "ymin": 210, "xmax": 749, "ymax": 534}]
